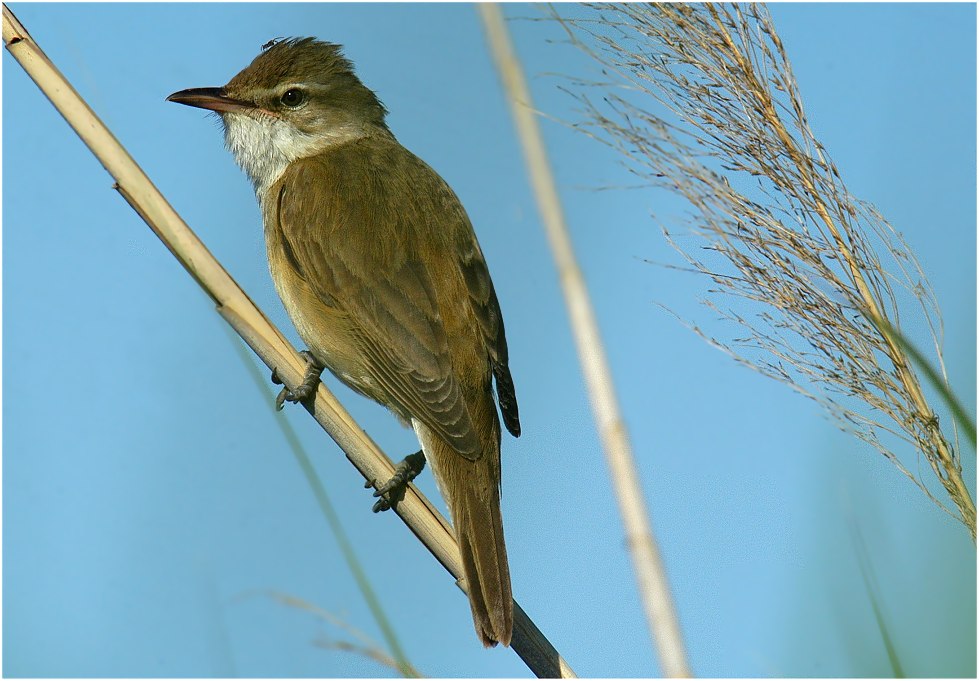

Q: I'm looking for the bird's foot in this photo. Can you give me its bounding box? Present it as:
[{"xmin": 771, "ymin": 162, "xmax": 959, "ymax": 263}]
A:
[
  {"xmin": 365, "ymin": 450, "xmax": 426, "ymax": 513},
  {"xmin": 271, "ymin": 350, "xmax": 324, "ymax": 411}
]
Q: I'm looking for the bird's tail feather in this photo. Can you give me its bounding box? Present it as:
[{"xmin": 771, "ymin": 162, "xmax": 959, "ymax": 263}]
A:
[
  {"xmin": 453, "ymin": 472, "xmax": 512, "ymax": 647},
  {"xmin": 413, "ymin": 417, "xmax": 513, "ymax": 647}
]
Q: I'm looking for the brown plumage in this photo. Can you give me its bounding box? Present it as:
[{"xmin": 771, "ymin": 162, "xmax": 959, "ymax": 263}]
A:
[
  {"xmin": 168, "ymin": 38, "xmax": 520, "ymax": 647},
  {"xmin": 267, "ymin": 139, "xmax": 518, "ymax": 646}
]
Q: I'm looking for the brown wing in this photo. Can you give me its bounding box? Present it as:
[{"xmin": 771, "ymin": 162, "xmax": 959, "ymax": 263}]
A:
[
  {"xmin": 455, "ymin": 230, "xmax": 521, "ymax": 438},
  {"xmin": 272, "ymin": 146, "xmax": 483, "ymax": 459}
]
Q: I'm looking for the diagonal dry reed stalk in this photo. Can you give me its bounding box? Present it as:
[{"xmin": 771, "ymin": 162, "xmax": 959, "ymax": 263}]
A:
[
  {"xmin": 2, "ymin": 5, "xmax": 576, "ymax": 676},
  {"xmin": 480, "ymin": 4, "xmax": 691, "ymax": 677},
  {"xmin": 553, "ymin": 3, "xmax": 975, "ymax": 540}
]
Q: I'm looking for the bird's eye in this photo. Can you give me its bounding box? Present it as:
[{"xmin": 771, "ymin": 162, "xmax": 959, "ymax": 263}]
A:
[{"xmin": 280, "ymin": 88, "xmax": 306, "ymax": 108}]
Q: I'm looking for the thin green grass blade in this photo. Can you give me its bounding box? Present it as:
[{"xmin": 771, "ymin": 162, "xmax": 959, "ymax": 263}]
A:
[
  {"xmin": 227, "ymin": 328, "xmax": 419, "ymax": 678},
  {"xmin": 850, "ymin": 520, "xmax": 906, "ymax": 678},
  {"xmin": 872, "ymin": 313, "xmax": 976, "ymax": 449}
]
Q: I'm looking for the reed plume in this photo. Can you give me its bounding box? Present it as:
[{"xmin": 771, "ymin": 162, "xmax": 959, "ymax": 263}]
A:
[{"xmin": 554, "ymin": 3, "xmax": 975, "ymax": 539}]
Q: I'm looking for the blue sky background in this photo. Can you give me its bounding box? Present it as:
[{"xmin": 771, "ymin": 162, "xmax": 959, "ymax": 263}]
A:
[{"xmin": 3, "ymin": 2, "xmax": 975, "ymax": 678}]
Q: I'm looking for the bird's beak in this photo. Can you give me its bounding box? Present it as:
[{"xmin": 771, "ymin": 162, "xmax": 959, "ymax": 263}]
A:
[{"xmin": 166, "ymin": 87, "xmax": 254, "ymax": 114}]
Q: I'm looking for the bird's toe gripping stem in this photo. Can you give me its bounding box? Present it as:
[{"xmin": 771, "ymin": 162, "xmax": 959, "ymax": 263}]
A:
[
  {"xmin": 365, "ymin": 450, "xmax": 427, "ymax": 513},
  {"xmin": 272, "ymin": 350, "xmax": 324, "ymax": 411}
]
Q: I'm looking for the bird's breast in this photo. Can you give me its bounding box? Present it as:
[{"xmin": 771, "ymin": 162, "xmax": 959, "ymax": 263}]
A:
[{"xmin": 263, "ymin": 226, "xmax": 382, "ymax": 400}]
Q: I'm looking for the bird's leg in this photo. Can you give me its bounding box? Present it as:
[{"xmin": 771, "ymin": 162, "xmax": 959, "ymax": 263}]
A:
[
  {"xmin": 365, "ymin": 450, "xmax": 427, "ymax": 513},
  {"xmin": 271, "ymin": 350, "xmax": 324, "ymax": 411}
]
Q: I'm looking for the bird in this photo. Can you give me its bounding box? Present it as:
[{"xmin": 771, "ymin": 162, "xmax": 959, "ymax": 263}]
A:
[{"xmin": 167, "ymin": 37, "xmax": 521, "ymax": 647}]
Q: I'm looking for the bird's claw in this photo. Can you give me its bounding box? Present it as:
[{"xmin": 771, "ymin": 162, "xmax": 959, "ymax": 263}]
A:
[
  {"xmin": 366, "ymin": 450, "xmax": 426, "ymax": 513},
  {"xmin": 272, "ymin": 350, "xmax": 323, "ymax": 411}
]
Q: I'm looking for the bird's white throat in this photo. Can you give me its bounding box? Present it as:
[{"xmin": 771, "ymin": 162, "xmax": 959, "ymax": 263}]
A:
[{"xmin": 222, "ymin": 112, "xmax": 366, "ymax": 197}]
